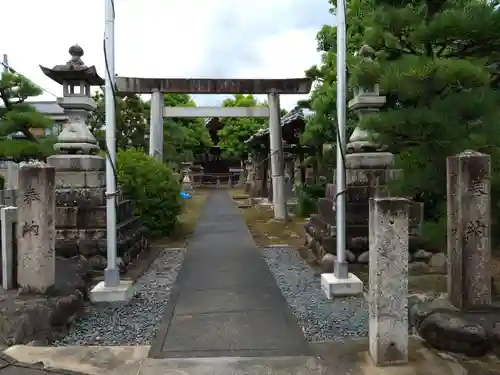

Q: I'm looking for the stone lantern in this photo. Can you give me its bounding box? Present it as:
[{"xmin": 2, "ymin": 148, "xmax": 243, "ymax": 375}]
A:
[
  {"xmin": 347, "ymin": 45, "xmax": 387, "ymax": 154},
  {"xmin": 40, "ymin": 44, "xmax": 104, "ymax": 154},
  {"xmin": 40, "ymin": 45, "xmax": 147, "ymax": 303}
]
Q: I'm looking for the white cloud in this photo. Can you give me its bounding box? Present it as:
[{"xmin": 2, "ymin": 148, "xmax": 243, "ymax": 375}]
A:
[{"xmin": 2, "ymin": 0, "xmax": 330, "ymax": 110}]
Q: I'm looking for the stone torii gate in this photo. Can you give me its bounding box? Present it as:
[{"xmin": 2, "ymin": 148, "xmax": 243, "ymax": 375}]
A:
[{"xmin": 115, "ymin": 77, "xmax": 312, "ymax": 221}]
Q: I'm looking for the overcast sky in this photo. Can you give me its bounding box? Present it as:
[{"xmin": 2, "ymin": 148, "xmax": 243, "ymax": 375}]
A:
[{"xmin": 2, "ymin": 0, "xmax": 332, "ymax": 110}]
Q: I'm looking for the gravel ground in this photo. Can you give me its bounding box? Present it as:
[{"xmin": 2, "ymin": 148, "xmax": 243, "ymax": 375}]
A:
[
  {"xmin": 54, "ymin": 248, "xmax": 186, "ymax": 346},
  {"xmin": 262, "ymin": 246, "xmax": 368, "ymax": 342}
]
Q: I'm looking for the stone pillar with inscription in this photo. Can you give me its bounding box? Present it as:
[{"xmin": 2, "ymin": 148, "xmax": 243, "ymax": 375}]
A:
[
  {"xmin": 447, "ymin": 150, "xmax": 491, "ymax": 309},
  {"xmin": 17, "ymin": 164, "xmax": 56, "ymax": 293},
  {"xmin": 369, "ymin": 197, "xmax": 410, "ymax": 366}
]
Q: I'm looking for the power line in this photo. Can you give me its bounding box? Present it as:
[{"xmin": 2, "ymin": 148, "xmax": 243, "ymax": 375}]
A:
[{"xmin": 0, "ymin": 58, "xmax": 58, "ymax": 98}]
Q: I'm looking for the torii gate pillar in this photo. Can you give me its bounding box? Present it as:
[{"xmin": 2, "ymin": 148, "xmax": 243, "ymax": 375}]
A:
[
  {"xmin": 149, "ymin": 89, "xmax": 164, "ymax": 161},
  {"xmin": 268, "ymin": 92, "xmax": 287, "ymax": 221}
]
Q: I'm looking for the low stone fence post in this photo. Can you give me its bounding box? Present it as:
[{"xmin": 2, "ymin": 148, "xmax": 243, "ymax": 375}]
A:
[
  {"xmin": 447, "ymin": 150, "xmax": 491, "ymax": 309},
  {"xmin": 369, "ymin": 197, "xmax": 409, "ymax": 366},
  {"xmin": 17, "ymin": 164, "xmax": 56, "ymax": 293},
  {"xmin": 1, "ymin": 206, "xmax": 18, "ymax": 289}
]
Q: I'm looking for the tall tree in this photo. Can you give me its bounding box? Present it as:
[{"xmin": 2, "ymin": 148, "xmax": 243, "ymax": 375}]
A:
[
  {"xmin": 310, "ymin": 0, "xmax": 500, "ymax": 245},
  {"xmin": 162, "ymin": 94, "xmax": 212, "ymax": 164},
  {"xmin": 88, "ymin": 92, "xmax": 212, "ymax": 165},
  {"xmin": 0, "ymin": 71, "xmax": 54, "ymax": 160},
  {"xmin": 88, "ymin": 90, "xmax": 149, "ymax": 151},
  {"xmin": 217, "ymin": 94, "xmax": 267, "ymax": 163}
]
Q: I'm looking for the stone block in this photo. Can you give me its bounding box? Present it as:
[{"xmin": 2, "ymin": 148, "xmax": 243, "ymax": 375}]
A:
[
  {"xmin": 47, "ymin": 154, "xmax": 105, "ymax": 171},
  {"xmin": 0, "ymin": 189, "xmax": 17, "ymax": 206},
  {"xmin": 17, "ymin": 164, "xmax": 56, "ymax": 293},
  {"xmin": 446, "ymin": 150, "xmax": 491, "ymax": 309},
  {"xmin": 55, "ymin": 187, "xmax": 123, "ymax": 206},
  {"xmin": 345, "ymin": 152, "xmax": 395, "ymax": 169},
  {"xmin": 369, "ymin": 197, "xmax": 410, "ymax": 366},
  {"xmin": 1, "ymin": 206, "xmax": 17, "ymax": 289},
  {"xmin": 321, "ymin": 273, "xmax": 363, "ymax": 298},
  {"xmin": 56, "ymin": 217, "xmax": 141, "ymax": 258},
  {"xmin": 345, "ymin": 169, "xmax": 402, "ymax": 186},
  {"xmin": 55, "ymin": 200, "xmax": 133, "ymax": 229},
  {"xmin": 54, "ymin": 170, "xmax": 105, "ymax": 188},
  {"xmin": 90, "ymin": 279, "xmax": 134, "ymax": 303}
]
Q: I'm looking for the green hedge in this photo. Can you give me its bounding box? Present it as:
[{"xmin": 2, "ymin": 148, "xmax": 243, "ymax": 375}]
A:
[{"xmin": 116, "ymin": 148, "xmax": 181, "ymax": 238}]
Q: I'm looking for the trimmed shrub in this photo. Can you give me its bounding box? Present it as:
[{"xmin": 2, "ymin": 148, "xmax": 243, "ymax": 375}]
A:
[
  {"xmin": 296, "ymin": 179, "xmax": 327, "ymax": 217},
  {"xmin": 116, "ymin": 148, "xmax": 181, "ymax": 238}
]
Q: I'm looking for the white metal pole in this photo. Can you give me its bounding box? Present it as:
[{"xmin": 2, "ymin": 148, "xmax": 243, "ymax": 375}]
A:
[
  {"xmin": 2, "ymin": 54, "xmax": 17, "ymax": 189},
  {"xmin": 104, "ymin": 0, "xmax": 119, "ymax": 287},
  {"xmin": 335, "ymin": 0, "xmax": 348, "ymax": 279},
  {"xmin": 2, "ymin": 54, "xmax": 7, "ymax": 73}
]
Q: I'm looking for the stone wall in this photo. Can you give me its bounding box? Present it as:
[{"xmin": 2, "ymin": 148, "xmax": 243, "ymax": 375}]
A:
[{"xmin": 48, "ymin": 155, "xmax": 149, "ymax": 276}]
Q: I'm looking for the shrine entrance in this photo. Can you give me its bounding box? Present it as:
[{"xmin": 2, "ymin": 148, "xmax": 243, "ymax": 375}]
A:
[{"xmin": 115, "ymin": 77, "xmax": 312, "ymax": 220}]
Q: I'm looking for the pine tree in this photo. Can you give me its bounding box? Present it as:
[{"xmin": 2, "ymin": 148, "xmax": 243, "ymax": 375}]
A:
[
  {"xmin": 307, "ymin": 0, "xmax": 500, "ymax": 246},
  {"xmin": 0, "ymin": 71, "xmax": 53, "ymax": 161},
  {"xmin": 348, "ymin": 0, "xmax": 500, "ymax": 223}
]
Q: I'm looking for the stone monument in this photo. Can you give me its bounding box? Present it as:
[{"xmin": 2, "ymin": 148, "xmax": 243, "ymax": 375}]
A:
[
  {"xmin": 305, "ymin": 45, "xmax": 423, "ymax": 266},
  {"xmin": 447, "ymin": 150, "xmax": 491, "ymax": 309},
  {"xmin": 17, "ymin": 163, "xmax": 56, "ymax": 294},
  {"xmin": 41, "ymin": 45, "xmax": 148, "ymax": 302}
]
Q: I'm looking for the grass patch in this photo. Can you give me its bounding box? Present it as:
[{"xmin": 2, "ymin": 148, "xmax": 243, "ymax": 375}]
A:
[
  {"xmin": 152, "ymin": 189, "xmax": 210, "ymax": 248},
  {"xmin": 229, "ymin": 187, "xmax": 249, "ymax": 200},
  {"xmin": 242, "ymin": 203, "xmax": 306, "ymax": 248}
]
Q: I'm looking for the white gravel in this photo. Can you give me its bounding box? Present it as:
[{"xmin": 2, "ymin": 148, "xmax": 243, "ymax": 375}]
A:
[
  {"xmin": 54, "ymin": 248, "xmax": 186, "ymax": 346},
  {"xmin": 262, "ymin": 246, "xmax": 368, "ymax": 342}
]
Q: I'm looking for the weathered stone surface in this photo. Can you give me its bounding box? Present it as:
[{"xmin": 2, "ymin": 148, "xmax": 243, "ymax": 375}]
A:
[
  {"xmin": 345, "ymin": 152, "xmax": 395, "ymax": 169},
  {"xmin": 413, "ymin": 249, "xmax": 432, "ymax": 261},
  {"xmin": 54, "ymin": 170, "xmax": 105, "ymax": 189},
  {"xmin": 419, "ymin": 312, "xmax": 489, "ymax": 356},
  {"xmin": 55, "ymin": 187, "xmax": 123, "ymax": 206},
  {"xmin": 446, "ymin": 150, "xmax": 491, "ymax": 309},
  {"xmin": 47, "ymin": 154, "xmax": 105, "ymax": 171},
  {"xmin": 357, "ymin": 251, "xmax": 369, "ymax": 264},
  {"xmin": 0, "ymin": 257, "xmax": 90, "ymax": 346},
  {"xmin": 345, "ymin": 168, "xmax": 403, "ymax": 186},
  {"xmin": 428, "ymin": 253, "xmax": 447, "ymax": 272},
  {"xmin": 369, "ymin": 197, "xmax": 410, "ymax": 366},
  {"xmin": 320, "ymin": 253, "xmax": 335, "ymax": 273},
  {"xmin": 55, "ymin": 200, "xmax": 133, "ymax": 229},
  {"xmin": 17, "ymin": 164, "xmax": 56, "ymax": 294}
]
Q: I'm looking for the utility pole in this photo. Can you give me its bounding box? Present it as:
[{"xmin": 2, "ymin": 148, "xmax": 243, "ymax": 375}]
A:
[
  {"xmin": 335, "ymin": 0, "xmax": 348, "ymax": 280},
  {"xmin": 2, "ymin": 54, "xmax": 7, "ymax": 73},
  {"xmin": 104, "ymin": 0, "xmax": 119, "ymax": 288}
]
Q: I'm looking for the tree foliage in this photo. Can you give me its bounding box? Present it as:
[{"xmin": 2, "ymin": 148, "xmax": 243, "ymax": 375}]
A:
[
  {"xmin": 0, "ymin": 71, "xmax": 54, "ymax": 160},
  {"xmin": 88, "ymin": 91, "xmax": 212, "ymax": 166},
  {"xmin": 88, "ymin": 91, "xmax": 149, "ymax": 151},
  {"xmin": 162, "ymin": 94, "xmax": 212, "ymax": 164},
  {"xmin": 309, "ymin": 0, "xmax": 500, "ymax": 246},
  {"xmin": 217, "ymin": 94, "xmax": 267, "ymax": 161}
]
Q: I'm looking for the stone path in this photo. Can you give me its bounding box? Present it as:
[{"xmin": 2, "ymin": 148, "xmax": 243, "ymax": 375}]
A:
[
  {"xmin": 0, "ymin": 352, "xmax": 86, "ymax": 375},
  {"xmin": 148, "ymin": 190, "xmax": 310, "ymax": 358}
]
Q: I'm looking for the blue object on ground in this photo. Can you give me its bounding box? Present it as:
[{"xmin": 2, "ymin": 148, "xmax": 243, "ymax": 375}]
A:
[{"xmin": 180, "ymin": 191, "xmax": 191, "ymax": 199}]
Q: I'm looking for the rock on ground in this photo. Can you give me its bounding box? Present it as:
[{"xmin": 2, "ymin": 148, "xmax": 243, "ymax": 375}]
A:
[
  {"xmin": 0, "ymin": 256, "xmax": 90, "ymax": 346},
  {"xmin": 54, "ymin": 248, "xmax": 185, "ymax": 346},
  {"xmin": 262, "ymin": 246, "xmax": 368, "ymax": 341}
]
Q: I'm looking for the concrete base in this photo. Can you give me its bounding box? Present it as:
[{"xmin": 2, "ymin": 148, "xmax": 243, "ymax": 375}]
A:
[
  {"xmin": 90, "ymin": 280, "xmax": 134, "ymax": 303},
  {"xmin": 321, "ymin": 273, "xmax": 363, "ymax": 299}
]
